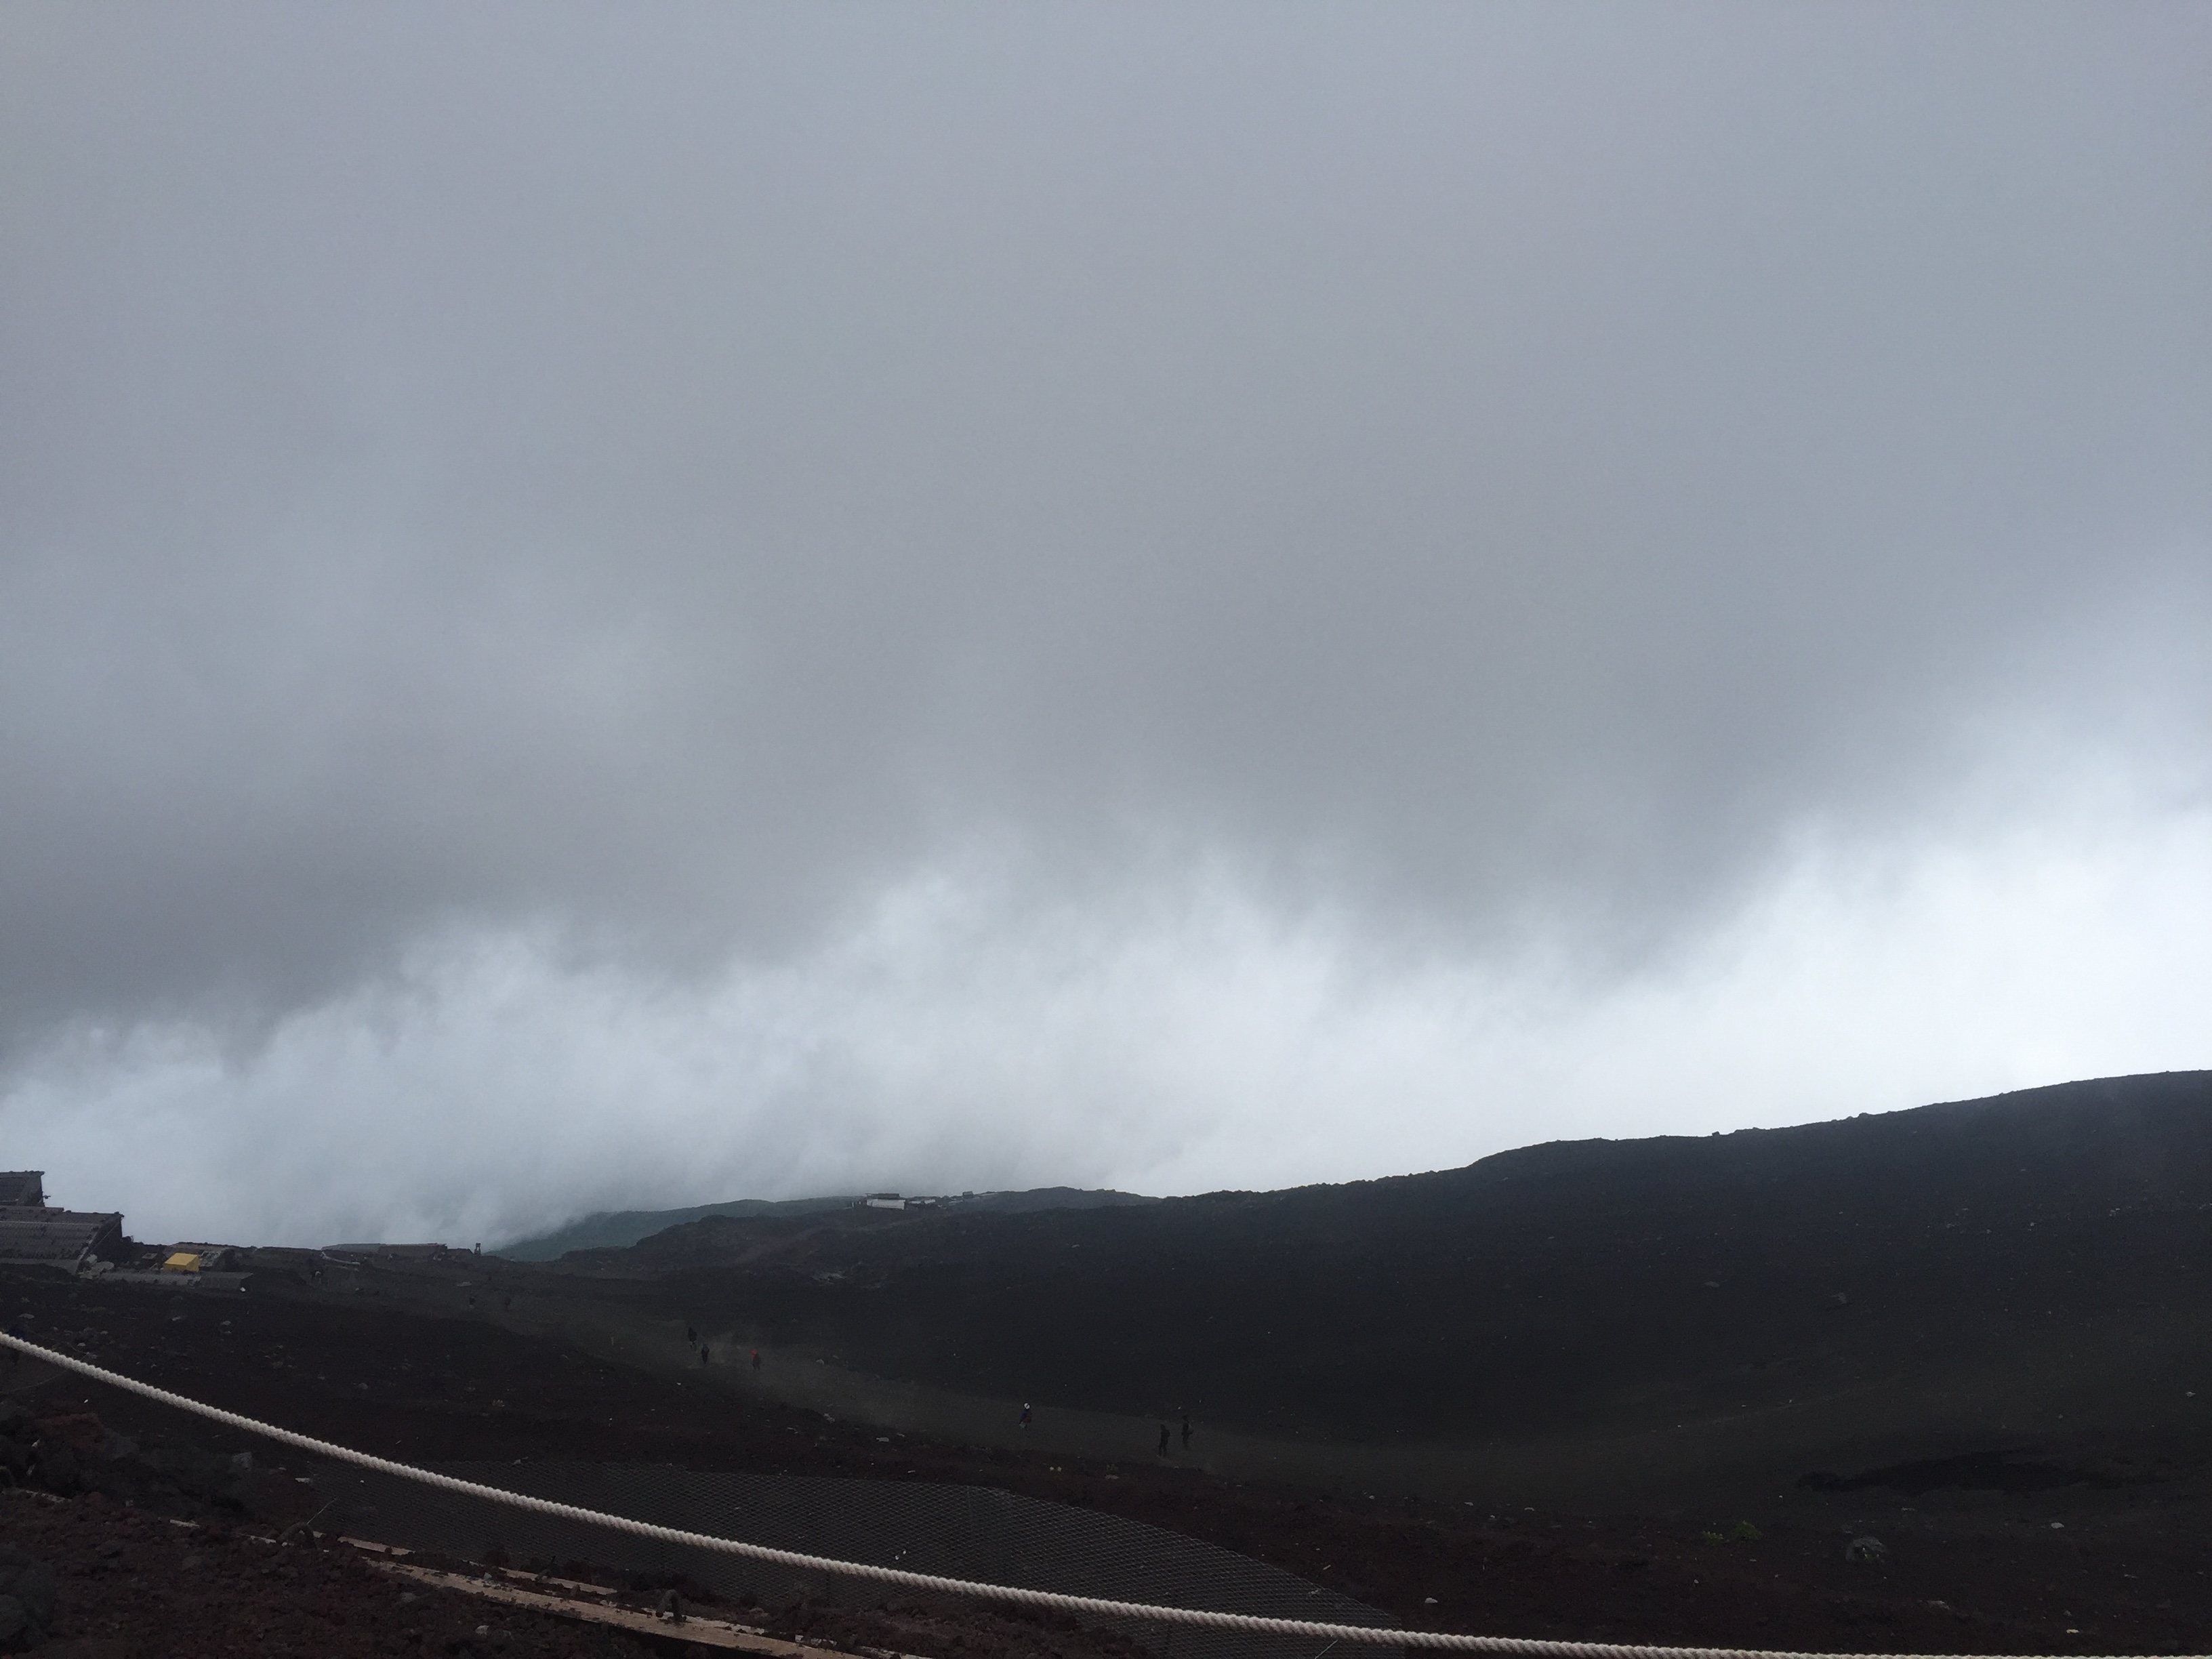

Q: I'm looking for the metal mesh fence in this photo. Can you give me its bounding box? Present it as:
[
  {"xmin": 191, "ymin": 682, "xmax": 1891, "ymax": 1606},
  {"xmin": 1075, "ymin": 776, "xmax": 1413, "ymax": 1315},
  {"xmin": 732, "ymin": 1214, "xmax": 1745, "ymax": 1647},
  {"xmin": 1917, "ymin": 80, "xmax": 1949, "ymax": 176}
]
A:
[{"xmin": 319, "ymin": 1459, "xmax": 1398, "ymax": 1659}]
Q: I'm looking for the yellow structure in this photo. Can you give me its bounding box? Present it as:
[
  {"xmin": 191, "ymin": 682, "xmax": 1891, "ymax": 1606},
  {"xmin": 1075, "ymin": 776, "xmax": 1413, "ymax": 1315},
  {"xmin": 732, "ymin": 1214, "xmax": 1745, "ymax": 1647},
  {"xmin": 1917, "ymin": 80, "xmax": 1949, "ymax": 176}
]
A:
[{"xmin": 161, "ymin": 1251, "xmax": 203, "ymax": 1273}]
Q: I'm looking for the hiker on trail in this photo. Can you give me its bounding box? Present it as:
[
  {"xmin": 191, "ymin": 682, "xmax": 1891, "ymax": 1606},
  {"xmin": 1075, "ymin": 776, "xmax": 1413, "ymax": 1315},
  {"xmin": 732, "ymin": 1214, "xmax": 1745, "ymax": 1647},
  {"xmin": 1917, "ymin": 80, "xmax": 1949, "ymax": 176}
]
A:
[
  {"xmin": 1019, "ymin": 1402, "xmax": 1032, "ymax": 1429},
  {"xmin": 752, "ymin": 1349, "xmax": 762, "ymax": 1370},
  {"xmin": 687, "ymin": 1325, "xmax": 697, "ymax": 1345},
  {"xmin": 1158, "ymin": 1422, "xmax": 1170, "ymax": 1456},
  {"xmin": 1181, "ymin": 1413, "xmax": 1191, "ymax": 1450},
  {"xmin": 701, "ymin": 1345, "xmax": 711, "ymax": 1366}
]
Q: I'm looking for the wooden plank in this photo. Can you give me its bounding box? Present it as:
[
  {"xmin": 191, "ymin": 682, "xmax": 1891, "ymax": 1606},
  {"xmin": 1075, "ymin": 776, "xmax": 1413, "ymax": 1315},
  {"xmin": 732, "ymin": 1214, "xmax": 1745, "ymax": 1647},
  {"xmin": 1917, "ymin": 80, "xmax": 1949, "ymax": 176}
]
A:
[{"xmin": 352, "ymin": 1545, "xmax": 823, "ymax": 1655}]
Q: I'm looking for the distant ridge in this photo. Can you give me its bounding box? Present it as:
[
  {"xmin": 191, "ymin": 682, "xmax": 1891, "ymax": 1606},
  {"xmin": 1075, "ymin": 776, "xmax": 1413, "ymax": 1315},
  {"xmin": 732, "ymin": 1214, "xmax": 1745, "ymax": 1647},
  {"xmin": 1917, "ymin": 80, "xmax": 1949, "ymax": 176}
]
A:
[
  {"xmin": 495, "ymin": 1185, "xmax": 1158, "ymax": 1261},
  {"xmin": 948, "ymin": 1187, "xmax": 1160, "ymax": 1216},
  {"xmin": 525, "ymin": 1071, "xmax": 2212, "ymax": 1458},
  {"xmin": 495, "ymin": 1196, "xmax": 859, "ymax": 1261}
]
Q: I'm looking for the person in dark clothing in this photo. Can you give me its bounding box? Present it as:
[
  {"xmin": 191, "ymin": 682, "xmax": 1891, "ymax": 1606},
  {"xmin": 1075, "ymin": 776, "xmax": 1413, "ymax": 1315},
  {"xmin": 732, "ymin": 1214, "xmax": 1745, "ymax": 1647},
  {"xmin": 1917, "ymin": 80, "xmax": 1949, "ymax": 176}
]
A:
[
  {"xmin": 1181, "ymin": 1413, "xmax": 1192, "ymax": 1449},
  {"xmin": 686, "ymin": 1326, "xmax": 697, "ymax": 1345},
  {"xmin": 1158, "ymin": 1422, "xmax": 1170, "ymax": 1456},
  {"xmin": 752, "ymin": 1349, "xmax": 762, "ymax": 1370},
  {"xmin": 701, "ymin": 1345, "xmax": 711, "ymax": 1365},
  {"xmin": 1019, "ymin": 1402, "xmax": 1032, "ymax": 1429}
]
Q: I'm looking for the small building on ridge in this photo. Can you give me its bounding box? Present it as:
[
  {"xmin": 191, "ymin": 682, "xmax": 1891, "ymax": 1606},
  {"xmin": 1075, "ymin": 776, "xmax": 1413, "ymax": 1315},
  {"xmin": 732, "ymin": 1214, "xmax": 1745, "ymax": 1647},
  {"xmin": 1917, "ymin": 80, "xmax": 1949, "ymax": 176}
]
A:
[{"xmin": 0, "ymin": 1171, "xmax": 127, "ymax": 1273}]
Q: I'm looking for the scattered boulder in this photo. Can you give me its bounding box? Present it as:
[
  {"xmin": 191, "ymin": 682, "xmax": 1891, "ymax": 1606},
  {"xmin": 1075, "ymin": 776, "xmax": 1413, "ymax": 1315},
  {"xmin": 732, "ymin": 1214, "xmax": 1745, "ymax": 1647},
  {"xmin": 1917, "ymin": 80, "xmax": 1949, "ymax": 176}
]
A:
[
  {"xmin": 1845, "ymin": 1535, "xmax": 1889, "ymax": 1563},
  {"xmin": 131, "ymin": 1441, "xmax": 250, "ymax": 1506},
  {"xmin": 82, "ymin": 1433, "xmax": 250, "ymax": 1509},
  {"xmin": 0, "ymin": 1404, "xmax": 253, "ymax": 1508}
]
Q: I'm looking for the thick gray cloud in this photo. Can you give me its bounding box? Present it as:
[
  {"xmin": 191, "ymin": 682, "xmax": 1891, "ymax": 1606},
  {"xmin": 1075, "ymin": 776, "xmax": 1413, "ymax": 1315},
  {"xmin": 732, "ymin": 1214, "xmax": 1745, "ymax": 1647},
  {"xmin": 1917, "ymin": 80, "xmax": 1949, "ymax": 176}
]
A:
[{"xmin": 2, "ymin": 3, "xmax": 2206, "ymax": 1242}]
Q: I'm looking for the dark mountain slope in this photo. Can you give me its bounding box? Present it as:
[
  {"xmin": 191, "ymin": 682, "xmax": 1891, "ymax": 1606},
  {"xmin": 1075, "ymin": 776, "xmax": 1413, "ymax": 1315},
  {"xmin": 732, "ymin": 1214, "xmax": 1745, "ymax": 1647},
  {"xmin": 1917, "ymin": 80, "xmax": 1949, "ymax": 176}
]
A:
[
  {"xmin": 573, "ymin": 1072, "xmax": 2212, "ymax": 1456},
  {"xmin": 494, "ymin": 1195, "xmax": 861, "ymax": 1261},
  {"xmin": 501, "ymin": 1188, "xmax": 1155, "ymax": 1261}
]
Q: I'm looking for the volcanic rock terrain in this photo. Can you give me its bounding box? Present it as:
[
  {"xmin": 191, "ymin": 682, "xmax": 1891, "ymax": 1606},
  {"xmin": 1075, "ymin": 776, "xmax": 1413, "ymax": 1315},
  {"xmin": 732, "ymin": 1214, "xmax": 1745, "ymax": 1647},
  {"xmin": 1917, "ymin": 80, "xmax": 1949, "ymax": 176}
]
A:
[{"xmin": 5, "ymin": 1070, "xmax": 2210, "ymax": 1655}]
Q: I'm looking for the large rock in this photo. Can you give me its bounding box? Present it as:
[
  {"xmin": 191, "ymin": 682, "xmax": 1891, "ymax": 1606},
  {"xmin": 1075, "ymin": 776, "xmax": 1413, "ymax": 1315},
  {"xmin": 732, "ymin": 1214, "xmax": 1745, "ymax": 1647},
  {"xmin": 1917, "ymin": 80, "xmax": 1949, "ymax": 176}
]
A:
[{"xmin": 85, "ymin": 1436, "xmax": 248, "ymax": 1509}]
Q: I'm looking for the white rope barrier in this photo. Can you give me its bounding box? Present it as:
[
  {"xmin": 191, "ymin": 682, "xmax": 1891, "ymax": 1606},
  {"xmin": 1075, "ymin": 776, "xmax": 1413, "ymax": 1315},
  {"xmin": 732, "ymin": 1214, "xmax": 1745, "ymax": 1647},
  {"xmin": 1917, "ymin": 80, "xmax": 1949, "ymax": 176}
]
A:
[{"xmin": 0, "ymin": 1330, "xmax": 2175, "ymax": 1659}]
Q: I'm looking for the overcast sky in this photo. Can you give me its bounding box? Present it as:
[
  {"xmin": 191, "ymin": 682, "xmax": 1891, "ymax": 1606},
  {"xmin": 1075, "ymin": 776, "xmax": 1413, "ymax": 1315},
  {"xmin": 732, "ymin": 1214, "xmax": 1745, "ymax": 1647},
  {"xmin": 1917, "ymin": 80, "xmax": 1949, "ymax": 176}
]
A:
[{"xmin": 3, "ymin": 2, "xmax": 2207, "ymax": 1247}]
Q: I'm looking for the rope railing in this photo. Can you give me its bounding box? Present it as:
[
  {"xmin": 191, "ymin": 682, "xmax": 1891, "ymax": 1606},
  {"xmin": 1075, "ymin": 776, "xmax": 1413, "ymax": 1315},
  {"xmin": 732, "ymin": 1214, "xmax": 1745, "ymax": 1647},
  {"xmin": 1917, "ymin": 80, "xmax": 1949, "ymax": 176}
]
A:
[{"xmin": 0, "ymin": 1330, "xmax": 2176, "ymax": 1659}]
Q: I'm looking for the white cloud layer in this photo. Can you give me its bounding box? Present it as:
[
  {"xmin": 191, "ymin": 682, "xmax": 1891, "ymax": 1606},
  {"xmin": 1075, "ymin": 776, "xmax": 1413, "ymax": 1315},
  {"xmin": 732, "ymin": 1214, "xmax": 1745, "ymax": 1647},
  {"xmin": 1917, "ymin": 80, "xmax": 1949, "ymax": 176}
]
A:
[{"xmin": 9, "ymin": 753, "xmax": 2203, "ymax": 1249}]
